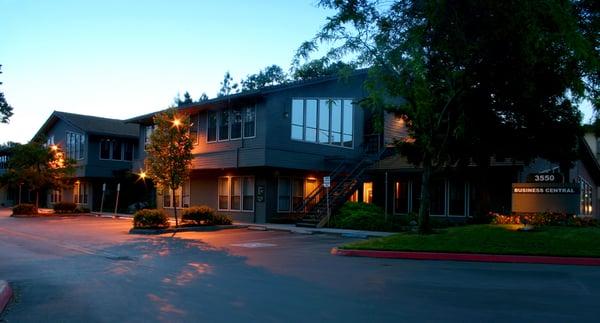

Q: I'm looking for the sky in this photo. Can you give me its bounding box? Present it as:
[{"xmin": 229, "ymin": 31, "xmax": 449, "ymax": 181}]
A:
[
  {"xmin": 0, "ymin": 0, "xmax": 595, "ymax": 144},
  {"xmin": 0, "ymin": 0, "xmax": 335, "ymax": 143}
]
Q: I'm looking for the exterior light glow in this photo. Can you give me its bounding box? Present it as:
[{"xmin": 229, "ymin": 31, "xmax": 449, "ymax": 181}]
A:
[
  {"xmin": 172, "ymin": 118, "xmax": 182, "ymax": 127},
  {"xmin": 51, "ymin": 144, "xmax": 58, "ymax": 151}
]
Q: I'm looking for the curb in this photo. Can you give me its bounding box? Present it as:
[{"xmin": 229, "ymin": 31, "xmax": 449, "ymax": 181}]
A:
[
  {"xmin": 331, "ymin": 248, "xmax": 600, "ymax": 266},
  {"xmin": 0, "ymin": 280, "xmax": 12, "ymax": 314},
  {"xmin": 129, "ymin": 224, "xmax": 248, "ymax": 235}
]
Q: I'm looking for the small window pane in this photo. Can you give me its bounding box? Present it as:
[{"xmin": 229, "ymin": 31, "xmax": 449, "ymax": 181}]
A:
[
  {"xmin": 278, "ymin": 177, "xmax": 291, "ymax": 212},
  {"xmin": 343, "ymin": 134, "xmax": 353, "ymax": 148},
  {"xmin": 331, "ymin": 100, "xmax": 342, "ymax": 132},
  {"xmin": 448, "ymin": 180, "xmax": 465, "ymax": 216},
  {"xmin": 100, "ymin": 140, "xmax": 110, "ymax": 159},
  {"xmin": 292, "ymin": 178, "xmax": 304, "ymax": 210},
  {"xmin": 231, "ymin": 108, "xmax": 242, "ymax": 139},
  {"xmin": 218, "ymin": 177, "xmax": 229, "ymax": 210},
  {"xmin": 207, "ymin": 111, "xmax": 217, "ymax": 142},
  {"xmin": 124, "ymin": 142, "xmax": 133, "ymax": 161},
  {"xmin": 306, "ymin": 100, "xmax": 317, "ymax": 128},
  {"xmin": 343, "ymin": 100, "xmax": 353, "ymax": 135},
  {"xmin": 292, "ymin": 100, "xmax": 303, "ymax": 126},
  {"xmin": 306, "ymin": 128, "xmax": 317, "ymax": 142},
  {"xmin": 243, "ymin": 177, "xmax": 254, "ymax": 211},
  {"xmin": 243, "ymin": 107, "xmax": 255, "ymax": 138},
  {"xmin": 291, "ymin": 125, "xmax": 303, "ymax": 140},
  {"xmin": 394, "ymin": 180, "xmax": 409, "ymax": 214},
  {"xmin": 219, "ymin": 110, "xmax": 229, "ymax": 140},
  {"xmin": 318, "ymin": 99, "xmax": 330, "ymax": 144},
  {"xmin": 112, "ymin": 141, "xmax": 122, "ymax": 160},
  {"xmin": 331, "ymin": 132, "xmax": 341, "ymax": 146}
]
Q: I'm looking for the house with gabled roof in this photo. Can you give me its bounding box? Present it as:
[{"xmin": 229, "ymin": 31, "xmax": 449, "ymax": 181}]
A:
[{"xmin": 32, "ymin": 111, "xmax": 144, "ymax": 210}]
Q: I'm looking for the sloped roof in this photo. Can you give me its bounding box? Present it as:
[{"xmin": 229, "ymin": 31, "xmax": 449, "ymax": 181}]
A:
[
  {"xmin": 125, "ymin": 69, "xmax": 370, "ymax": 124},
  {"xmin": 34, "ymin": 111, "xmax": 139, "ymax": 140}
]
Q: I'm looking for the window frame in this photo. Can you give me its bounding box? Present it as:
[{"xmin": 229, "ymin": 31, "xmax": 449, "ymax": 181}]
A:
[
  {"xmin": 207, "ymin": 105, "xmax": 256, "ymax": 143},
  {"xmin": 217, "ymin": 176, "xmax": 255, "ymax": 212},
  {"xmin": 66, "ymin": 131, "xmax": 85, "ymax": 160}
]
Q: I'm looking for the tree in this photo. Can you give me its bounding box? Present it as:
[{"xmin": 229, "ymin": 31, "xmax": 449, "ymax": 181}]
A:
[
  {"xmin": 0, "ymin": 65, "xmax": 14, "ymax": 123},
  {"xmin": 299, "ymin": 0, "xmax": 599, "ymax": 233},
  {"xmin": 181, "ymin": 92, "xmax": 193, "ymax": 106},
  {"xmin": 241, "ymin": 65, "xmax": 288, "ymax": 91},
  {"xmin": 145, "ymin": 108, "xmax": 193, "ymax": 227},
  {"xmin": 291, "ymin": 58, "xmax": 354, "ymax": 81},
  {"xmin": 217, "ymin": 71, "xmax": 239, "ymax": 97},
  {"xmin": 0, "ymin": 140, "xmax": 74, "ymax": 207},
  {"xmin": 198, "ymin": 92, "xmax": 209, "ymax": 101}
]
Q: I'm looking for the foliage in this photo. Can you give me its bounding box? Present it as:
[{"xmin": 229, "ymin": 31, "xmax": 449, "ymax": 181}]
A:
[
  {"xmin": 198, "ymin": 93, "xmax": 209, "ymax": 101},
  {"xmin": 330, "ymin": 202, "xmax": 400, "ymax": 231},
  {"xmin": 217, "ymin": 71, "xmax": 239, "ymax": 97},
  {"xmin": 75, "ymin": 206, "xmax": 90, "ymax": 213},
  {"xmin": 181, "ymin": 205, "xmax": 214, "ymax": 225},
  {"xmin": 492, "ymin": 213, "xmax": 599, "ymax": 227},
  {"xmin": 0, "ymin": 65, "xmax": 13, "ymax": 123},
  {"xmin": 209, "ymin": 213, "xmax": 233, "ymax": 225},
  {"xmin": 145, "ymin": 108, "xmax": 193, "ymax": 227},
  {"xmin": 12, "ymin": 203, "xmax": 37, "ymax": 215},
  {"xmin": 52, "ymin": 201, "xmax": 78, "ymax": 214},
  {"xmin": 241, "ymin": 65, "xmax": 288, "ymax": 91},
  {"xmin": 291, "ymin": 58, "xmax": 355, "ymax": 81},
  {"xmin": 0, "ymin": 140, "xmax": 75, "ymax": 207},
  {"xmin": 132, "ymin": 209, "xmax": 170, "ymax": 229},
  {"xmin": 299, "ymin": 0, "xmax": 599, "ymax": 233},
  {"xmin": 342, "ymin": 224, "xmax": 600, "ymax": 257}
]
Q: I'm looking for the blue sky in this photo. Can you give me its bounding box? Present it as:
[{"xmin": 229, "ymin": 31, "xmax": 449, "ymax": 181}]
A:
[{"xmin": 0, "ymin": 0, "xmax": 334, "ymax": 143}]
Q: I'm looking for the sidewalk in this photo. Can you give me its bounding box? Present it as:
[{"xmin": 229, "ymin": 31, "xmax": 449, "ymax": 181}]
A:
[{"xmin": 92, "ymin": 212, "xmax": 393, "ymax": 238}]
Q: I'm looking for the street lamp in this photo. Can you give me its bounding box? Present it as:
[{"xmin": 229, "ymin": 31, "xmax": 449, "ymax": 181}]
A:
[{"xmin": 172, "ymin": 118, "xmax": 181, "ymax": 128}]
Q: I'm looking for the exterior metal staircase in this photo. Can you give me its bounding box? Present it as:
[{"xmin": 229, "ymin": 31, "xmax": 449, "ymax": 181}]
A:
[{"xmin": 295, "ymin": 135, "xmax": 385, "ymax": 228}]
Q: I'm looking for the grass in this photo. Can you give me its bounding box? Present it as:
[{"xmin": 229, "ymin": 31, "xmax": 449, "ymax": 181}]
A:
[{"xmin": 341, "ymin": 224, "xmax": 600, "ymax": 257}]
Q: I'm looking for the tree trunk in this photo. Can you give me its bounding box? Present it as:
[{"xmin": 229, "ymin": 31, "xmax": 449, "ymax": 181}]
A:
[
  {"xmin": 172, "ymin": 188, "xmax": 178, "ymax": 228},
  {"xmin": 418, "ymin": 161, "xmax": 432, "ymax": 234}
]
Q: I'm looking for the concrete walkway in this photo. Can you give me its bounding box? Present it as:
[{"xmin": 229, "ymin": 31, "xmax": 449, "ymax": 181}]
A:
[{"xmin": 92, "ymin": 212, "xmax": 394, "ymax": 238}]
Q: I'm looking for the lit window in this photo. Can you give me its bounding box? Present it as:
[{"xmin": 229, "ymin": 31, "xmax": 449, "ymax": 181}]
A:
[{"xmin": 363, "ymin": 182, "xmax": 373, "ymax": 204}]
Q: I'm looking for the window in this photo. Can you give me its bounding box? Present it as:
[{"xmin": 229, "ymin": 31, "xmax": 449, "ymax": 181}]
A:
[
  {"xmin": 66, "ymin": 131, "xmax": 85, "ymax": 160},
  {"xmin": 292, "ymin": 178, "xmax": 304, "ymax": 210},
  {"xmin": 243, "ymin": 107, "xmax": 256, "ymax": 138},
  {"xmin": 363, "ymin": 182, "xmax": 373, "ymax": 204},
  {"xmin": 579, "ymin": 177, "xmax": 593, "ymax": 216},
  {"xmin": 291, "ymin": 98, "xmax": 353, "ymax": 147},
  {"xmin": 278, "ymin": 177, "xmax": 319, "ymax": 212},
  {"xmin": 73, "ymin": 182, "xmax": 88, "ymax": 204},
  {"xmin": 50, "ymin": 189, "xmax": 62, "ymax": 203},
  {"xmin": 448, "ymin": 180, "xmax": 466, "ymax": 216},
  {"xmin": 231, "ymin": 108, "xmax": 242, "ymax": 139},
  {"xmin": 190, "ymin": 113, "xmax": 199, "ymax": 144},
  {"xmin": 162, "ymin": 181, "xmax": 189, "ymax": 208},
  {"xmin": 100, "ymin": 139, "xmax": 133, "ymax": 161},
  {"xmin": 218, "ymin": 176, "xmax": 254, "ymax": 211},
  {"xmin": 46, "ymin": 136, "xmax": 55, "ymax": 146},
  {"xmin": 277, "ymin": 177, "xmax": 291, "ymax": 212},
  {"xmin": 144, "ymin": 125, "xmax": 154, "ymax": 149},
  {"xmin": 430, "ymin": 180, "xmax": 445, "ymax": 215},
  {"xmin": 394, "ymin": 180, "xmax": 409, "ymax": 214},
  {"xmin": 219, "ymin": 110, "xmax": 230, "ymax": 140},
  {"xmin": 208, "ymin": 106, "xmax": 256, "ymax": 143},
  {"xmin": 207, "ymin": 111, "xmax": 217, "ymax": 142}
]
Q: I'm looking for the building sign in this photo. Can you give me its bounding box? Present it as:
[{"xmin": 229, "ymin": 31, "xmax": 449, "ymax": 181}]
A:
[
  {"xmin": 526, "ymin": 173, "xmax": 563, "ymax": 183},
  {"xmin": 512, "ymin": 183, "xmax": 579, "ymax": 214},
  {"xmin": 323, "ymin": 176, "xmax": 331, "ymax": 188}
]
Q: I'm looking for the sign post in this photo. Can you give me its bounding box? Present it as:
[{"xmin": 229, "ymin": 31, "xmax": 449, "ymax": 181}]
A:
[
  {"xmin": 323, "ymin": 176, "xmax": 331, "ymax": 224},
  {"xmin": 100, "ymin": 183, "xmax": 106, "ymax": 214},
  {"xmin": 114, "ymin": 183, "xmax": 120, "ymax": 215}
]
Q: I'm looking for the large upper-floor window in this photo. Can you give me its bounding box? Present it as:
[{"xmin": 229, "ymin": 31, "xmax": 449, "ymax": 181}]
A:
[
  {"xmin": 207, "ymin": 106, "xmax": 256, "ymax": 143},
  {"xmin": 66, "ymin": 131, "xmax": 85, "ymax": 160},
  {"xmin": 100, "ymin": 139, "xmax": 134, "ymax": 161},
  {"xmin": 291, "ymin": 98, "xmax": 353, "ymax": 148}
]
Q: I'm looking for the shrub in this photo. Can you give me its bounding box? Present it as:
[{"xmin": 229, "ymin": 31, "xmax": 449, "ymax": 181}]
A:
[
  {"xmin": 181, "ymin": 205, "xmax": 214, "ymax": 225},
  {"xmin": 53, "ymin": 202, "xmax": 78, "ymax": 214},
  {"xmin": 330, "ymin": 202, "xmax": 398, "ymax": 231},
  {"xmin": 209, "ymin": 213, "xmax": 233, "ymax": 225},
  {"xmin": 491, "ymin": 212, "xmax": 598, "ymax": 227},
  {"xmin": 75, "ymin": 207, "xmax": 91, "ymax": 213},
  {"xmin": 12, "ymin": 203, "xmax": 38, "ymax": 215},
  {"xmin": 133, "ymin": 209, "xmax": 170, "ymax": 229}
]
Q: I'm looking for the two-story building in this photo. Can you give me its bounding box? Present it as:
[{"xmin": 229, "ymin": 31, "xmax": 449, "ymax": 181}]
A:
[{"xmin": 33, "ymin": 111, "xmax": 142, "ymax": 210}]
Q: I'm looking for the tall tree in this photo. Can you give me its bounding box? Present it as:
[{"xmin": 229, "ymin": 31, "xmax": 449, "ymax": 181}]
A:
[
  {"xmin": 0, "ymin": 140, "xmax": 74, "ymax": 207},
  {"xmin": 198, "ymin": 92, "xmax": 209, "ymax": 101},
  {"xmin": 181, "ymin": 91, "xmax": 193, "ymax": 105},
  {"xmin": 145, "ymin": 108, "xmax": 193, "ymax": 227},
  {"xmin": 217, "ymin": 71, "xmax": 239, "ymax": 97},
  {"xmin": 291, "ymin": 58, "xmax": 354, "ymax": 81},
  {"xmin": 0, "ymin": 65, "xmax": 14, "ymax": 123},
  {"xmin": 241, "ymin": 65, "xmax": 288, "ymax": 91},
  {"xmin": 299, "ymin": 0, "xmax": 599, "ymax": 232}
]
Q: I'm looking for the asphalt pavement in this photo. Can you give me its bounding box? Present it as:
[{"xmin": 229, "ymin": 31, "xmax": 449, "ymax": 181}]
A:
[{"xmin": 1, "ymin": 209, "xmax": 600, "ymax": 322}]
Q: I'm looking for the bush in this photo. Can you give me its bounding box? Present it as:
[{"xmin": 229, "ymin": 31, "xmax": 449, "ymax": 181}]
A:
[
  {"xmin": 330, "ymin": 202, "xmax": 398, "ymax": 231},
  {"xmin": 53, "ymin": 202, "xmax": 78, "ymax": 214},
  {"xmin": 209, "ymin": 213, "xmax": 233, "ymax": 225},
  {"xmin": 75, "ymin": 207, "xmax": 91, "ymax": 213},
  {"xmin": 133, "ymin": 209, "xmax": 170, "ymax": 229},
  {"xmin": 12, "ymin": 203, "xmax": 38, "ymax": 215},
  {"xmin": 492, "ymin": 212, "xmax": 598, "ymax": 227},
  {"xmin": 181, "ymin": 206, "xmax": 214, "ymax": 225}
]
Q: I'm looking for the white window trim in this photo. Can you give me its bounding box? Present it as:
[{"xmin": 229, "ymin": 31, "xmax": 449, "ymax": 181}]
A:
[{"xmin": 66, "ymin": 131, "xmax": 85, "ymax": 160}]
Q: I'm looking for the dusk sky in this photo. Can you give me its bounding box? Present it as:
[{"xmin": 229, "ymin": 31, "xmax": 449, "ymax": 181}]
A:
[
  {"xmin": 0, "ymin": 0, "xmax": 335, "ymax": 143},
  {"xmin": 0, "ymin": 0, "xmax": 594, "ymax": 144}
]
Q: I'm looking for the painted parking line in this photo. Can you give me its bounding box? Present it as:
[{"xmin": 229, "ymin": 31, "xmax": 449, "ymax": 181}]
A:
[{"xmin": 230, "ymin": 242, "xmax": 278, "ymax": 248}]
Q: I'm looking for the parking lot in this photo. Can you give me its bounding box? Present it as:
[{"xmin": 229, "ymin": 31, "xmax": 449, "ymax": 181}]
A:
[{"xmin": 1, "ymin": 210, "xmax": 600, "ymax": 322}]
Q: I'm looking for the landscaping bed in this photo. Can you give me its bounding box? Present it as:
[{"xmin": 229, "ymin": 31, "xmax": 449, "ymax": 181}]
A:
[{"xmin": 341, "ymin": 224, "xmax": 600, "ymax": 258}]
